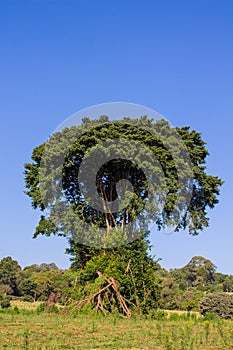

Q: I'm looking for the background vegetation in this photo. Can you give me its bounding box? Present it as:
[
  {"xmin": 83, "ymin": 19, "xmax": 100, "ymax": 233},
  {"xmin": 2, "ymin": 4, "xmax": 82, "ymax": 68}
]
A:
[{"xmin": 1, "ymin": 255, "xmax": 232, "ymax": 318}]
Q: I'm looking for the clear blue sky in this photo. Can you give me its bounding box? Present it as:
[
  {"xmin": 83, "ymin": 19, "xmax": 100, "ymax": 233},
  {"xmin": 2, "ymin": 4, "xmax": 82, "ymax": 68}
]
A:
[{"xmin": 0, "ymin": 0, "xmax": 232, "ymax": 273}]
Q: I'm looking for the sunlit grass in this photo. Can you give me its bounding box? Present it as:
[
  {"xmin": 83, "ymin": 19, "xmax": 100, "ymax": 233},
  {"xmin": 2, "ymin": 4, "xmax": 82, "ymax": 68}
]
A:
[{"xmin": 0, "ymin": 302, "xmax": 232, "ymax": 349}]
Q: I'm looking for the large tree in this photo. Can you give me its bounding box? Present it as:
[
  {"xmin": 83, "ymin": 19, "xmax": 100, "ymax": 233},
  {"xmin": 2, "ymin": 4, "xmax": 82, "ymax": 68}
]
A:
[{"xmin": 24, "ymin": 116, "xmax": 222, "ymax": 314}]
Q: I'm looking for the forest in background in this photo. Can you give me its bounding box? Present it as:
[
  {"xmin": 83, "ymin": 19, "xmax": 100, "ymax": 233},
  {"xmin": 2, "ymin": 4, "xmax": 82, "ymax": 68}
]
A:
[{"xmin": 0, "ymin": 254, "xmax": 232, "ymax": 317}]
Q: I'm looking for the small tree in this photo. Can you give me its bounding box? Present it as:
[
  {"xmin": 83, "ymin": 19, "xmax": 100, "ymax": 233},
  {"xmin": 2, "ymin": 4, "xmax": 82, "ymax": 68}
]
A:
[
  {"xmin": 182, "ymin": 256, "xmax": 217, "ymax": 289},
  {"xmin": 0, "ymin": 257, "xmax": 21, "ymax": 295}
]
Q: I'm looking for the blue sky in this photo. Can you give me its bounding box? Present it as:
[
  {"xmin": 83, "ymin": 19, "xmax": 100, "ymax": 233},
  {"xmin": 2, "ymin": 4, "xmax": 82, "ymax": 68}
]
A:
[{"xmin": 0, "ymin": 0, "xmax": 232, "ymax": 274}]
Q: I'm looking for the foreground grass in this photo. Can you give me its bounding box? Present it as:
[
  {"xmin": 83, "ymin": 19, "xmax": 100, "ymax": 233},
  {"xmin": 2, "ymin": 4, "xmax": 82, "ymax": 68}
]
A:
[{"xmin": 0, "ymin": 307, "xmax": 232, "ymax": 349}]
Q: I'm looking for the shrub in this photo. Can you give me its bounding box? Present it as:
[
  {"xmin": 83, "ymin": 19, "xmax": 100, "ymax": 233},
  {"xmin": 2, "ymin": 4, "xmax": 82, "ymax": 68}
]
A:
[
  {"xmin": 1, "ymin": 298, "xmax": 11, "ymax": 309},
  {"xmin": 199, "ymin": 293, "xmax": 233, "ymax": 319},
  {"xmin": 179, "ymin": 290, "xmax": 203, "ymax": 311}
]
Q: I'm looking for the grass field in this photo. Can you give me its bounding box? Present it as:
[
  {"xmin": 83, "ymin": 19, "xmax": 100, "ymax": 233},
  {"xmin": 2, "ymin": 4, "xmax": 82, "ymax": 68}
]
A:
[{"xmin": 0, "ymin": 302, "xmax": 232, "ymax": 349}]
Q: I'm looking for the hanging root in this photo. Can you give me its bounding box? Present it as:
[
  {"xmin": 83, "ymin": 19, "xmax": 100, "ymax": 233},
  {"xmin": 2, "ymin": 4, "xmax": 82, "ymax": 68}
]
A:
[{"xmin": 65, "ymin": 270, "xmax": 134, "ymax": 317}]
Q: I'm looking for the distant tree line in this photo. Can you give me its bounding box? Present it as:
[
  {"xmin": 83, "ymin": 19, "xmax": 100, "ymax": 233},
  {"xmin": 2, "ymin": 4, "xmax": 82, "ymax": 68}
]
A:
[
  {"xmin": 0, "ymin": 255, "xmax": 232, "ymax": 316},
  {"xmin": 158, "ymin": 256, "xmax": 233, "ymax": 311},
  {"xmin": 0, "ymin": 257, "xmax": 70, "ymax": 302}
]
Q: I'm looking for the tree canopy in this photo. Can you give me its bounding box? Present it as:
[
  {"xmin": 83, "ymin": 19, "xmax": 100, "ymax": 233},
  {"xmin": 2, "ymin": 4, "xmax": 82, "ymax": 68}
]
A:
[{"xmin": 24, "ymin": 116, "xmax": 223, "ymax": 247}]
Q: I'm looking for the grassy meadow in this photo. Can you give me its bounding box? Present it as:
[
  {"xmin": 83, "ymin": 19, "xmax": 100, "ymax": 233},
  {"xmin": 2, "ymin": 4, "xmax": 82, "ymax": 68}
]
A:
[{"xmin": 0, "ymin": 301, "xmax": 232, "ymax": 349}]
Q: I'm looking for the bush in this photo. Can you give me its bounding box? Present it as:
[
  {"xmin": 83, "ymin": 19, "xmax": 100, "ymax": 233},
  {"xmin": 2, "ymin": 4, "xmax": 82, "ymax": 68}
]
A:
[
  {"xmin": 1, "ymin": 298, "xmax": 11, "ymax": 309},
  {"xmin": 179, "ymin": 290, "xmax": 203, "ymax": 311},
  {"xmin": 199, "ymin": 293, "xmax": 233, "ymax": 319}
]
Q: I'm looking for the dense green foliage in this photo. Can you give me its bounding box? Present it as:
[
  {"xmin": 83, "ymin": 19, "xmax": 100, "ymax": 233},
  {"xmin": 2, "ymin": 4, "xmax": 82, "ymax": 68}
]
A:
[
  {"xmin": 200, "ymin": 293, "xmax": 233, "ymax": 319},
  {"xmin": 157, "ymin": 256, "xmax": 228, "ymax": 312},
  {"xmin": 1, "ymin": 255, "xmax": 232, "ymax": 318},
  {"xmin": 0, "ymin": 259, "xmax": 70, "ymax": 302},
  {"xmin": 24, "ymin": 116, "xmax": 223, "ymax": 240},
  {"xmin": 66, "ymin": 236, "xmax": 162, "ymax": 315},
  {"xmin": 0, "ymin": 297, "xmax": 11, "ymax": 309}
]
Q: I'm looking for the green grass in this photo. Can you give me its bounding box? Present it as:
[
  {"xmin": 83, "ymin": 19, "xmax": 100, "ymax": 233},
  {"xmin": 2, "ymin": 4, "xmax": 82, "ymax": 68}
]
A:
[{"xmin": 0, "ymin": 307, "xmax": 232, "ymax": 349}]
